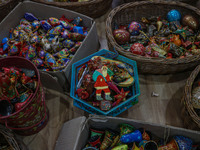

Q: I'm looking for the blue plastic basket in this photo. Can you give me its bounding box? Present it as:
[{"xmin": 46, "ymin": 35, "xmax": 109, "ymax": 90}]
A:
[{"xmin": 70, "ymin": 49, "xmax": 140, "ymax": 116}]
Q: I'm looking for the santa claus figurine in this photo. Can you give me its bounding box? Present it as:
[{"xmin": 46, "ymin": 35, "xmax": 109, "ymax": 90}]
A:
[{"xmin": 92, "ymin": 65, "xmax": 113, "ymax": 101}]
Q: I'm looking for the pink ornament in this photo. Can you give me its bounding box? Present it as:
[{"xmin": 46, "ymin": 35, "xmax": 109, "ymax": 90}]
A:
[
  {"xmin": 145, "ymin": 45, "xmax": 152, "ymax": 55},
  {"xmin": 129, "ymin": 21, "xmax": 142, "ymax": 36},
  {"xmin": 130, "ymin": 43, "xmax": 145, "ymax": 55},
  {"xmin": 151, "ymin": 51, "xmax": 160, "ymax": 57},
  {"xmin": 113, "ymin": 29, "xmax": 130, "ymax": 45}
]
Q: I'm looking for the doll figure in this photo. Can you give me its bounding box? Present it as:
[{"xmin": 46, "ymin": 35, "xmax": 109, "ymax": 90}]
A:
[{"xmin": 92, "ymin": 65, "xmax": 113, "ymax": 101}]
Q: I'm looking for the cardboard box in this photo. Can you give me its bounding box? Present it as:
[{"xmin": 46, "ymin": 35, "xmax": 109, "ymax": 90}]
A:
[
  {"xmin": 0, "ymin": 1, "xmax": 99, "ymax": 92},
  {"xmin": 54, "ymin": 115, "xmax": 200, "ymax": 150}
]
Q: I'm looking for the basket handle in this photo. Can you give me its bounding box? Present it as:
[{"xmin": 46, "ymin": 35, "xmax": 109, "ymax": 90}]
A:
[{"xmin": 5, "ymin": 92, "xmax": 47, "ymax": 131}]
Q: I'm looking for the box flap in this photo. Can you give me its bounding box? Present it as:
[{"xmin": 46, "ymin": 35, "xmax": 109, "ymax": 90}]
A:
[{"xmin": 54, "ymin": 116, "xmax": 86, "ymax": 150}]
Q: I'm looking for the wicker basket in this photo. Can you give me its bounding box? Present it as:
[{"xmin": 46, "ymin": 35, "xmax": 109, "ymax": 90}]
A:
[
  {"xmin": 123, "ymin": 0, "xmax": 198, "ymax": 6},
  {"xmin": 0, "ymin": 0, "xmax": 21, "ymax": 22},
  {"xmin": 31, "ymin": 0, "xmax": 112, "ymax": 18},
  {"xmin": 181, "ymin": 65, "xmax": 200, "ymax": 130},
  {"xmin": 0, "ymin": 125, "xmax": 21, "ymax": 150},
  {"xmin": 106, "ymin": 1, "xmax": 200, "ymax": 74}
]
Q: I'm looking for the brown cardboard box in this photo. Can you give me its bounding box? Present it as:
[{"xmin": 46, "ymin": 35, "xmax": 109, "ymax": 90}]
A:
[
  {"xmin": 55, "ymin": 115, "xmax": 200, "ymax": 150},
  {"xmin": 0, "ymin": 1, "xmax": 99, "ymax": 92}
]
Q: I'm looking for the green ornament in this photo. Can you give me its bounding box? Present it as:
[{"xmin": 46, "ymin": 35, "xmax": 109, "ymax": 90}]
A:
[{"xmin": 119, "ymin": 123, "xmax": 135, "ymax": 137}]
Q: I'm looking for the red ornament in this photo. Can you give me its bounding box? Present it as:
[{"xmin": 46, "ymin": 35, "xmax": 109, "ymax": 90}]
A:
[
  {"xmin": 0, "ymin": 48, "xmax": 3, "ymax": 55},
  {"xmin": 151, "ymin": 51, "xmax": 159, "ymax": 57},
  {"xmin": 130, "ymin": 43, "xmax": 145, "ymax": 55},
  {"xmin": 113, "ymin": 29, "xmax": 130, "ymax": 45},
  {"xmin": 119, "ymin": 25, "xmax": 128, "ymax": 30}
]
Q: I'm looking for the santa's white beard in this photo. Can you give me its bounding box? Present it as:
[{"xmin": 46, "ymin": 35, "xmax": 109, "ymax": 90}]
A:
[{"xmin": 102, "ymin": 70, "xmax": 107, "ymax": 77}]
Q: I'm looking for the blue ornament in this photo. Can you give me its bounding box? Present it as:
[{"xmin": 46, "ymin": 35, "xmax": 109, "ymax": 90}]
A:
[
  {"xmin": 72, "ymin": 17, "xmax": 83, "ymax": 26},
  {"xmin": 2, "ymin": 37, "xmax": 8, "ymax": 44},
  {"xmin": 19, "ymin": 93, "xmax": 29, "ymax": 103},
  {"xmin": 63, "ymin": 39, "xmax": 75, "ymax": 49},
  {"xmin": 21, "ymin": 68, "xmax": 35, "ymax": 77},
  {"xmin": 60, "ymin": 20, "xmax": 72, "ymax": 30},
  {"xmin": 167, "ymin": 9, "xmax": 181, "ymax": 22},
  {"xmin": 73, "ymin": 26, "xmax": 83, "ymax": 34},
  {"xmin": 128, "ymin": 21, "xmax": 142, "ymax": 36},
  {"xmin": 24, "ymin": 13, "xmax": 38, "ymax": 22},
  {"xmin": 174, "ymin": 136, "xmax": 193, "ymax": 150},
  {"xmin": 83, "ymin": 31, "xmax": 88, "ymax": 36},
  {"xmin": 40, "ymin": 20, "xmax": 52, "ymax": 31},
  {"xmin": 120, "ymin": 130, "xmax": 142, "ymax": 143},
  {"xmin": 32, "ymin": 20, "xmax": 41, "ymax": 30},
  {"xmin": 48, "ymin": 25, "xmax": 63, "ymax": 37},
  {"xmin": 3, "ymin": 43, "xmax": 9, "ymax": 51}
]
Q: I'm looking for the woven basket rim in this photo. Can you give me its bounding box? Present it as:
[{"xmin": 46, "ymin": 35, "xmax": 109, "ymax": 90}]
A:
[
  {"xmin": 184, "ymin": 65, "xmax": 200, "ymax": 128},
  {"xmin": 106, "ymin": 1, "xmax": 200, "ymax": 65},
  {"xmin": 32, "ymin": 0, "xmax": 104, "ymax": 7},
  {"xmin": 0, "ymin": 0, "xmax": 13, "ymax": 7},
  {"xmin": 0, "ymin": 125, "xmax": 20, "ymax": 150},
  {"xmin": 0, "ymin": 56, "xmax": 41, "ymax": 119}
]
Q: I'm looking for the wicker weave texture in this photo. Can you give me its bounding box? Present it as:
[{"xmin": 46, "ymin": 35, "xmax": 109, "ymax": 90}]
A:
[
  {"xmin": 181, "ymin": 65, "xmax": 200, "ymax": 130},
  {"xmin": 0, "ymin": 0, "xmax": 21, "ymax": 22},
  {"xmin": 0, "ymin": 125, "xmax": 21, "ymax": 150},
  {"xmin": 31, "ymin": 0, "xmax": 112, "ymax": 18},
  {"xmin": 123, "ymin": 0, "xmax": 198, "ymax": 6},
  {"xmin": 106, "ymin": 1, "xmax": 200, "ymax": 74}
]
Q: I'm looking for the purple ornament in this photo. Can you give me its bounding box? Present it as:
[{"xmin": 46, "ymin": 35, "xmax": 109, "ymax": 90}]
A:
[
  {"xmin": 32, "ymin": 58, "xmax": 44, "ymax": 67},
  {"xmin": 61, "ymin": 30, "xmax": 70, "ymax": 38},
  {"xmin": 25, "ymin": 45, "xmax": 36, "ymax": 60},
  {"xmin": 9, "ymin": 43, "xmax": 19, "ymax": 55},
  {"xmin": 24, "ymin": 13, "xmax": 38, "ymax": 22},
  {"xmin": 40, "ymin": 20, "xmax": 52, "ymax": 31},
  {"xmin": 129, "ymin": 21, "xmax": 142, "ymax": 36},
  {"xmin": 39, "ymin": 50, "xmax": 46, "ymax": 59}
]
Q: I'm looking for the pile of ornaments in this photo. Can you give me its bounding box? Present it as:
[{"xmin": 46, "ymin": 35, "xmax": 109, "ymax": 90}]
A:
[
  {"xmin": 82, "ymin": 123, "xmax": 197, "ymax": 150},
  {"xmin": 0, "ymin": 67, "xmax": 37, "ymax": 116},
  {"xmin": 113, "ymin": 9, "xmax": 200, "ymax": 58},
  {"xmin": 0, "ymin": 13, "xmax": 88, "ymax": 71},
  {"xmin": 51, "ymin": 0, "xmax": 89, "ymax": 2},
  {"xmin": 191, "ymin": 81, "xmax": 200, "ymax": 117},
  {"xmin": 76, "ymin": 56, "xmax": 134, "ymax": 111}
]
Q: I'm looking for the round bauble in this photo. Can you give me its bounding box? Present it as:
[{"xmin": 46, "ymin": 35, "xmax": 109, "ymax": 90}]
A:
[
  {"xmin": 113, "ymin": 29, "xmax": 130, "ymax": 45},
  {"xmin": 167, "ymin": 9, "xmax": 181, "ymax": 22},
  {"xmin": 129, "ymin": 22, "xmax": 142, "ymax": 36},
  {"xmin": 182, "ymin": 15, "xmax": 199, "ymax": 30},
  {"xmin": 130, "ymin": 43, "xmax": 145, "ymax": 55}
]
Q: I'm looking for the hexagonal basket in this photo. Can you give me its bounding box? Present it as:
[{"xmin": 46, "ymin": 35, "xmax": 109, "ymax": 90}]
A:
[{"xmin": 70, "ymin": 49, "xmax": 140, "ymax": 116}]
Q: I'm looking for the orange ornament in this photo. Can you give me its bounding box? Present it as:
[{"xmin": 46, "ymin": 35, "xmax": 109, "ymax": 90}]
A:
[{"xmin": 173, "ymin": 35, "xmax": 181, "ymax": 46}]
